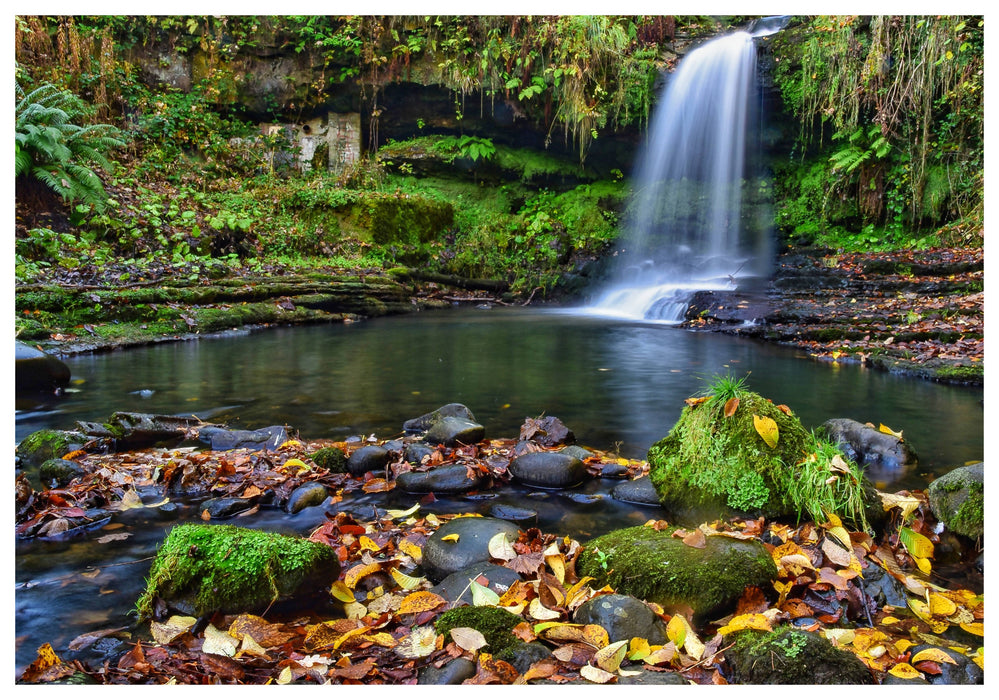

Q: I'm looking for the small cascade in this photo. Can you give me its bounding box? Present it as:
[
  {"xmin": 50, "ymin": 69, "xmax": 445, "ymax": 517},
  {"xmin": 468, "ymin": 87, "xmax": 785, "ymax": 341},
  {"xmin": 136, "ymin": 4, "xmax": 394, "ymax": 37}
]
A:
[{"xmin": 588, "ymin": 17, "xmax": 788, "ymax": 323}]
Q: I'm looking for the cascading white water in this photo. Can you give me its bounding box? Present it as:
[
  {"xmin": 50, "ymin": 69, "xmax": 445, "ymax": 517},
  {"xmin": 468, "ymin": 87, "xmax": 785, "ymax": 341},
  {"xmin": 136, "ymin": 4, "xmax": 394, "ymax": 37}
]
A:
[{"xmin": 588, "ymin": 18, "xmax": 786, "ymax": 322}]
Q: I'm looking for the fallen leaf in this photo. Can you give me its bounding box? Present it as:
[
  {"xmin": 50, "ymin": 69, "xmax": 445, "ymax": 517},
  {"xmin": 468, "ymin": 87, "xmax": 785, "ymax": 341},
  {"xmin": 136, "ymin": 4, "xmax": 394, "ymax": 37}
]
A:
[
  {"xmin": 723, "ymin": 397, "xmax": 740, "ymax": 417},
  {"xmin": 397, "ymin": 591, "xmax": 447, "ymax": 615},
  {"xmin": 450, "ymin": 627, "xmax": 488, "ymax": 652},
  {"xmin": 150, "ymin": 616, "xmax": 197, "ymax": 645},
  {"xmin": 594, "ymin": 640, "xmax": 628, "ymax": 673},
  {"xmin": 471, "ymin": 580, "xmax": 501, "ymax": 606},
  {"xmin": 202, "ymin": 624, "xmax": 238, "ymax": 657},
  {"xmin": 395, "ymin": 625, "xmax": 439, "ymax": 659},
  {"xmin": 488, "ymin": 531, "xmax": 516, "ymax": 560},
  {"xmin": 753, "ymin": 414, "xmax": 779, "ymax": 449},
  {"xmin": 580, "ymin": 663, "xmax": 616, "ymax": 684}
]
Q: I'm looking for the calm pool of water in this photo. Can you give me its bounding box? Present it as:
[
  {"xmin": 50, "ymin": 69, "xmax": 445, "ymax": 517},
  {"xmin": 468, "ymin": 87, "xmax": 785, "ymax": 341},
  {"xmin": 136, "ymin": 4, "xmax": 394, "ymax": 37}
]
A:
[{"xmin": 13, "ymin": 307, "xmax": 985, "ymax": 675}]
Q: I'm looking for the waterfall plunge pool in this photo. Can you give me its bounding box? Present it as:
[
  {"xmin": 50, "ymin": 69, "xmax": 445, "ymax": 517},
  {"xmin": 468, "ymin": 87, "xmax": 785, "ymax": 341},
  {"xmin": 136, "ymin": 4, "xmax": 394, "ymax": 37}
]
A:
[{"xmin": 14, "ymin": 308, "xmax": 984, "ymax": 674}]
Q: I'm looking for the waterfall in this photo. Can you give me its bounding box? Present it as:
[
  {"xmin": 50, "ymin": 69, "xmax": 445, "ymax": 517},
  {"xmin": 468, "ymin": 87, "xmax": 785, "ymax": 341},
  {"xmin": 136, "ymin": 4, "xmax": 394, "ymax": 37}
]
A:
[{"xmin": 588, "ymin": 18, "xmax": 787, "ymax": 323}]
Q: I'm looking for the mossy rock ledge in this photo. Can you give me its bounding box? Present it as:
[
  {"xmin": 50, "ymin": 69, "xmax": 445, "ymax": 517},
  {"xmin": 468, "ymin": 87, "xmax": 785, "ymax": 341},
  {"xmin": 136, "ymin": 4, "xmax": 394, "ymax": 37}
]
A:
[
  {"xmin": 577, "ymin": 525, "xmax": 778, "ymax": 622},
  {"xmin": 135, "ymin": 524, "xmax": 341, "ymax": 620},
  {"xmin": 647, "ymin": 389, "xmax": 879, "ymax": 530}
]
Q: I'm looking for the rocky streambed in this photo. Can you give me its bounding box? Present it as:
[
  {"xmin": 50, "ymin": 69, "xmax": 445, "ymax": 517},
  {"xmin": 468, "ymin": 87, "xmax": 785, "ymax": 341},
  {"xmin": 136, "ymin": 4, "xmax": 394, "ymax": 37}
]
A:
[
  {"xmin": 15, "ymin": 400, "xmax": 984, "ymax": 685},
  {"xmin": 680, "ymin": 246, "xmax": 984, "ymax": 385}
]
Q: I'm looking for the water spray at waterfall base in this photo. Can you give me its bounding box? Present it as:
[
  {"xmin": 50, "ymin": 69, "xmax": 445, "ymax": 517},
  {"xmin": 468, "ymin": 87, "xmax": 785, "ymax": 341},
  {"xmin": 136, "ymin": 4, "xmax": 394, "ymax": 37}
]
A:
[{"xmin": 587, "ymin": 18, "xmax": 788, "ymax": 323}]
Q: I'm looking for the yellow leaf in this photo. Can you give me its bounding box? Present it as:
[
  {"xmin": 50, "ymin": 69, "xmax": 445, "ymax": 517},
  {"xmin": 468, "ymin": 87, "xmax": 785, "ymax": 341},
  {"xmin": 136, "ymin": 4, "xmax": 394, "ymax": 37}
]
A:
[
  {"xmin": 594, "ymin": 640, "xmax": 628, "ymax": 673},
  {"xmin": 928, "ymin": 592, "xmax": 957, "ymax": 617},
  {"xmin": 385, "ymin": 503, "xmax": 421, "ymax": 520},
  {"xmin": 397, "ymin": 591, "xmax": 447, "ymax": 614},
  {"xmin": 666, "ymin": 615, "xmax": 687, "ymax": 647},
  {"xmin": 627, "ymin": 637, "xmax": 651, "ymax": 661},
  {"xmin": 277, "ymin": 665, "xmax": 293, "ymax": 684},
  {"xmin": 343, "ymin": 561, "xmax": 384, "ymax": 589},
  {"xmin": 278, "ymin": 440, "xmax": 302, "ymax": 450},
  {"xmin": 878, "ymin": 423, "xmax": 904, "ymax": 440},
  {"xmin": 363, "ymin": 631, "xmax": 397, "ymax": 648},
  {"xmin": 717, "ymin": 613, "xmax": 772, "ymax": 636},
  {"xmin": 398, "ymin": 537, "xmax": 423, "ymax": 563},
  {"xmin": 329, "ymin": 581, "xmax": 355, "ymax": 603},
  {"xmin": 581, "ymin": 625, "xmax": 610, "ymax": 650},
  {"xmin": 390, "ymin": 568, "xmax": 426, "ymax": 591},
  {"xmin": 344, "ymin": 601, "xmax": 367, "ymax": 620},
  {"xmin": 150, "ymin": 615, "xmax": 197, "ymax": 645},
  {"xmin": 888, "ymin": 662, "xmax": 922, "ymax": 679},
  {"xmin": 441, "ymin": 533, "xmax": 460, "ymax": 542},
  {"xmin": 823, "ymin": 628, "xmax": 855, "ymax": 646},
  {"xmin": 684, "ymin": 396, "xmax": 710, "ymax": 408},
  {"xmin": 911, "ymin": 647, "xmax": 958, "ymax": 665},
  {"xmin": 753, "ymin": 414, "xmax": 779, "ymax": 448},
  {"xmin": 878, "ymin": 492, "xmax": 921, "ymax": 519},
  {"xmin": 470, "ymin": 580, "xmax": 501, "ymax": 606},
  {"xmin": 546, "ymin": 553, "xmax": 566, "ymax": 584},
  {"xmin": 959, "ymin": 622, "xmax": 984, "ymax": 636},
  {"xmin": 643, "ymin": 642, "xmax": 677, "ymax": 665},
  {"xmin": 282, "ymin": 458, "xmax": 310, "ymax": 473},
  {"xmin": 898, "ymin": 526, "xmax": 934, "ymax": 559}
]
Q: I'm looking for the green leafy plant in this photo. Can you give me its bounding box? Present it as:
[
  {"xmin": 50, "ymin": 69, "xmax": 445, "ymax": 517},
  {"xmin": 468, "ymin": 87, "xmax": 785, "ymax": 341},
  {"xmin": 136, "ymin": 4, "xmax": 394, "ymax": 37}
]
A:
[{"xmin": 15, "ymin": 81, "xmax": 125, "ymax": 212}]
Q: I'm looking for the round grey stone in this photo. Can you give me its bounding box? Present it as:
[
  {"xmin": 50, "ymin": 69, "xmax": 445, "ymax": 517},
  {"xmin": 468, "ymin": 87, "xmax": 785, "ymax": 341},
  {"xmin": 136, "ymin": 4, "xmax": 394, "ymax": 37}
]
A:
[
  {"xmin": 396, "ymin": 464, "xmax": 486, "ymax": 494},
  {"xmin": 346, "ymin": 445, "xmax": 391, "ymax": 476},
  {"xmin": 572, "ymin": 593, "xmax": 668, "ymax": 644},
  {"xmin": 508, "ymin": 451, "xmax": 588, "ymax": 489},
  {"xmin": 422, "ymin": 516, "xmax": 522, "ymax": 584}
]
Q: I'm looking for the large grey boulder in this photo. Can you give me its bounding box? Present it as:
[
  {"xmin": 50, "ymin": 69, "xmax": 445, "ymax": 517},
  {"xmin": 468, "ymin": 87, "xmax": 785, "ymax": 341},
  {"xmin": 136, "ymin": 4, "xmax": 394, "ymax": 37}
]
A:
[
  {"xmin": 820, "ymin": 418, "xmax": 917, "ymax": 470},
  {"xmin": 15, "ymin": 341, "xmax": 71, "ymax": 393},
  {"xmin": 508, "ymin": 451, "xmax": 588, "ymax": 489},
  {"xmin": 927, "ymin": 463, "xmax": 984, "ymax": 539}
]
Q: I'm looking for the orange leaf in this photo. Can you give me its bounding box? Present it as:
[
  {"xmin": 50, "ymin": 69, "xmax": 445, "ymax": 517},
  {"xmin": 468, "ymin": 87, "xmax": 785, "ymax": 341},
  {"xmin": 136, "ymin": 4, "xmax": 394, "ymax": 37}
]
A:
[
  {"xmin": 343, "ymin": 562, "xmax": 384, "ymax": 589},
  {"xmin": 723, "ymin": 397, "xmax": 740, "ymax": 417},
  {"xmin": 682, "ymin": 528, "xmax": 707, "ymax": 549},
  {"xmin": 397, "ymin": 591, "xmax": 447, "ymax": 615},
  {"xmin": 685, "ymin": 396, "xmax": 710, "ymax": 408},
  {"xmin": 61, "ymin": 450, "xmax": 87, "ymax": 461},
  {"xmin": 776, "ymin": 404, "xmax": 793, "ymax": 416}
]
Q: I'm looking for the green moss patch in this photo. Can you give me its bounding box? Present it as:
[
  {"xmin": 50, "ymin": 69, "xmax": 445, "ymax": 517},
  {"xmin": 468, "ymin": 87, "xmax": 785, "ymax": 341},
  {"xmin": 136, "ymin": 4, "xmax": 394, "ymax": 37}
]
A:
[
  {"xmin": 725, "ymin": 628, "xmax": 873, "ymax": 684},
  {"xmin": 135, "ymin": 523, "xmax": 340, "ymax": 620},
  {"xmin": 434, "ymin": 606, "xmax": 523, "ymax": 656},
  {"xmin": 576, "ymin": 525, "xmax": 778, "ymax": 622}
]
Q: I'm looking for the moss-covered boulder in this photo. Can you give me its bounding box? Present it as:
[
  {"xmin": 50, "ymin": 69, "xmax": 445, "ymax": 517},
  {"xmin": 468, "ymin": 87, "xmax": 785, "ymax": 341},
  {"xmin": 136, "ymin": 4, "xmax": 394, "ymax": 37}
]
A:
[
  {"xmin": 434, "ymin": 606, "xmax": 523, "ymax": 656},
  {"xmin": 15, "ymin": 429, "xmax": 88, "ymax": 470},
  {"xmin": 135, "ymin": 524, "xmax": 340, "ymax": 620},
  {"xmin": 724, "ymin": 628, "xmax": 874, "ymax": 684},
  {"xmin": 927, "ymin": 463, "xmax": 984, "ymax": 539},
  {"xmin": 647, "ymin": 381, "xmax": 877, "ymax": 530},
  {"xmin": 576, "ymin": 525, "xmax": 777, "ymax": 622}
]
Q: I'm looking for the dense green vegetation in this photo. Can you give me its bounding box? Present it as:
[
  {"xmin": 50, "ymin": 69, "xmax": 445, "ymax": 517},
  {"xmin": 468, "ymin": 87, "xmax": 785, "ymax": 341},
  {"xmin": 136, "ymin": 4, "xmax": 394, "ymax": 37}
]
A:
[
  {"xmin": 13, "ymin": 15, "xmax": 984, "ymax": 307},
  {"xmin": 771, "ymin": 16, "xmax": 983, "ymax": 250}
]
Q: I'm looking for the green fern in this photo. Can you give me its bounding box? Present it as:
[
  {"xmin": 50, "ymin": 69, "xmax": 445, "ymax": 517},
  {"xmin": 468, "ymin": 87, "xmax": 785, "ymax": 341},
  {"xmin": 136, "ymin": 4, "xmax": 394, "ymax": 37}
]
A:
[{"xmin": 15, "ymin": 82, "xmax": 126, "ymax": 212}]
